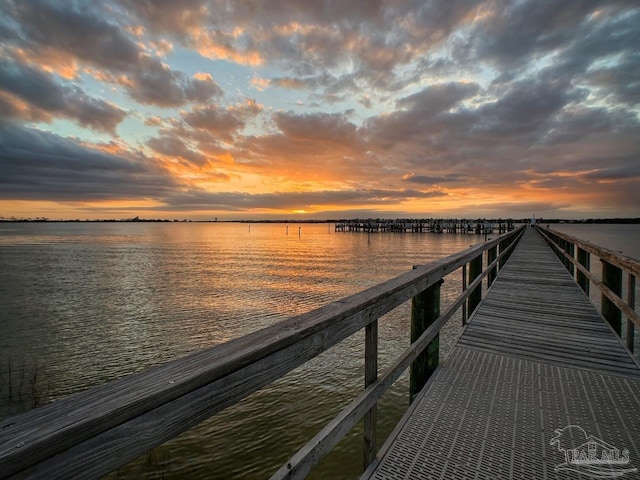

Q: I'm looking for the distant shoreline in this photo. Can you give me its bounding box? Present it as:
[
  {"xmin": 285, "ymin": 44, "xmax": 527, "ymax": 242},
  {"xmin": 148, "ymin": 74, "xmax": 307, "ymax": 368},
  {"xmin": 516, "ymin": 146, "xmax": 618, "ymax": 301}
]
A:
[{"xmin": 1, "ymin": 218, "xmax": 639, "ymax": 224}]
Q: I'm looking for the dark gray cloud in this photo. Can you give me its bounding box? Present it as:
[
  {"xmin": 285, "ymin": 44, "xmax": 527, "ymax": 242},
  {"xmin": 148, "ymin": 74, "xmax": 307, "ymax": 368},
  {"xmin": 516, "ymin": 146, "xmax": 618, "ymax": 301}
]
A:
[
  {"xmin": 0, "ymin": 60, "xmax": 126, "ymax": 133},
  {"xmin": 396, "ymin": 83, "xmax": 481, "ymax": 116},
  {"xmin": 124, "ymin": 62, "xmax": 223, "ymax": 107},
  {"xmin": 147, "ymin": 135, "xmax": 207, "ymax": 166},
  {"xmin": 7, "ymin": 0, "xmax": 140, "ymax": 71},
  {"xmin": 403, "ymin": 174, "xmax": 468, "ymax": 185},
  {"xmin": 473, "ymin": 79, "xmax": 584, "ymax": 138},
  {"xmin": 0, "ymin": 122, "xmax": 178, "ymax": 201},
  {"xmin": 183, "ymin": 106, "xmax": 246, "ymax": 136},
  {"xmin": 274, "ymin": 111, "xmax": 358, "ymax": 143},
  {"xmin": 467, "ymin": 0, "xmax": 602, "ymax": 70},
  {"xmin": 159, "ymin": 187, "xmax": 447, "ymax": 212},
  {"xmin": 586, "ymin": 53, "xmax": 640, "ymax": 106},
  {"xmin": 363, "ymin": 82, "xmax": 480, "ymax": 150},
  {"xmin": 2, "ymin": 0, "xmax": 223, "ymax": 107}
]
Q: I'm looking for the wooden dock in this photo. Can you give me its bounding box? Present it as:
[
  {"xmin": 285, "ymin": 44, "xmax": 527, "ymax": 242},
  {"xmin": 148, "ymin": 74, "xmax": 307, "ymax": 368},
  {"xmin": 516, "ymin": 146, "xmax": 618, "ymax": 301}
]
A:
[
  {"xmin": 1, "ymin": 226, "xmax": 638, "ymax": 479},
  {"xmin": 334, "ymin": 219, "xmax": 515, "ymax": 234},
  {"xmin": 363, "ymin": 228, "xmax": 640, "ymax": 479}
]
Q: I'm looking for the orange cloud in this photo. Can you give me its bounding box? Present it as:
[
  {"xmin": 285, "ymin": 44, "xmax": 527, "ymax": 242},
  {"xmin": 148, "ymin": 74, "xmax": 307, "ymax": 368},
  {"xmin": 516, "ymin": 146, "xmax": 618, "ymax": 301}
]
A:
[
  {"xmin": 250, "ymin": 75, "xmax": 270, "ymax": 91},
  {"xmin": 189, "ymin": 29, "xmax": 263, "ymax": 65},
  {"xmin": 7, "ymin": 46, "xmax": 79, "ymax": 80}
]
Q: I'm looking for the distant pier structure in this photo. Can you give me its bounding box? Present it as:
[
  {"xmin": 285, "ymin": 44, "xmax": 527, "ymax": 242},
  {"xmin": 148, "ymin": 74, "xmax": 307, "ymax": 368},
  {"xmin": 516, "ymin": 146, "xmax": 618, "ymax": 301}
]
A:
[{"xmin": 334, "ymin": 218, "xmax": 515, "ymax": 234}]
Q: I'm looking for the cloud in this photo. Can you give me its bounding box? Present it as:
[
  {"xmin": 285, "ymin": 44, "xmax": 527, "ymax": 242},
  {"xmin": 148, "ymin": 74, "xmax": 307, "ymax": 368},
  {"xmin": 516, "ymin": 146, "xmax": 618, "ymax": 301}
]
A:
[
  {"xmin": 402, "ymin": 173, "xmax": 468, "ymax": 185},
  {"xmin": 147, "ymin": 135, "xmax": 208, "ymax": 167},
  {"xmin": 363, "ymin": 82, "xmax": 480, "ymax": 150},
  {"xmin": 116, "ymin": 0, "xmax": 207, "ymax": 38},
  {"xmin": 0, "ymin": 122, "xmax": 178, "ymax": 201},
  {"xmin": 1, "ymin": 0, "xmax": 639, "ymax": 218},
  {"xmin": 113, "ymin": 0, "xmax": 482, "ymax": 94},
  {"xmin": 274, "ymin": 111, "xmax": 358, "ymax": 143},
  {"xmin": 159, "ymin": 187, "xmax": 447, "ymax": 212},
  {"xmin": 183, "ymin": 105, "xmax": 246, "ymax": 136},
  {"xmin": 231, "ymin": 110, "xmax": 371, "ymax": 182},
  {"xmin": 473, "ymin": 78, "xmax": 583, "ymax": 138},
  {"xmin": 122, "ymin": 61, "xmax": 223, "ymax": 107},
  {"xmin": 466, "ymin": 0, "xmax": 601, "ymax": 71},
  {"xmin": 0, "ymin": 60, "xmax": 126, "ymax": 133},
  {"xmin": 3, "ymin": 0, "xmax": 223, "ymax": 107},
  {"xmin": 396, "ymin": 83, "xmax": 481, "ymax": 115}
]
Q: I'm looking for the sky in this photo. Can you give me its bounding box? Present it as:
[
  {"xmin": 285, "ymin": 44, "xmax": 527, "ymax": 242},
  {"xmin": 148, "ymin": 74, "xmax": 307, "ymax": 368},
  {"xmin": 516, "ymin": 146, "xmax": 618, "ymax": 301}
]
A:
[{"xmin": 0, "ymin": 0, "xmax": 639, "ymax": 221}]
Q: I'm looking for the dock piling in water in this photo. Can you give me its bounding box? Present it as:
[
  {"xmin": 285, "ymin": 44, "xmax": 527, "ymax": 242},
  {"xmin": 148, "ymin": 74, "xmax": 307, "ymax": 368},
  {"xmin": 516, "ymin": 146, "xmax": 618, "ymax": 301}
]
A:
[{"xmin": 333, "ymin": 218, "xmax": 515, "ymax": 234}]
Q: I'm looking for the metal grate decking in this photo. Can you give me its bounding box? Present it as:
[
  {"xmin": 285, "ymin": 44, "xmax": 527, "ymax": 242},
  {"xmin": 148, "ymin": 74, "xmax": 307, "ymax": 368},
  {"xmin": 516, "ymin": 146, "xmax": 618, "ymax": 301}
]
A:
[{"xmin": 364, "ymin": 228, "xmax": 640, "ymax": 480}]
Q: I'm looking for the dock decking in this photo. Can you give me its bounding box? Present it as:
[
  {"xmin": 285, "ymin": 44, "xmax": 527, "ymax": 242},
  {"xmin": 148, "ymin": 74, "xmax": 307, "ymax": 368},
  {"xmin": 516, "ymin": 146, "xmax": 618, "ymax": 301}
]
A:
[{"xmin": 364, "ymin": 228, "xmax": 640, "ymax": 479}]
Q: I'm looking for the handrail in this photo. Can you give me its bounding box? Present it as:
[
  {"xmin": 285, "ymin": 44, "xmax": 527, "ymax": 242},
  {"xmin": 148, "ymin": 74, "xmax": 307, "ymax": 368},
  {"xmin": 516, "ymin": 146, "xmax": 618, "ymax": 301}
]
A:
[
  {"xmin": 270, "ymin": 230, "xmax": 522, "ymax": 479},
  {"xmin": 0, "ymin": 226, "xmax": 525, "ymax": 479},
  {"xmin": 536, "ymin": 226, "xmax": 640, "ymax": 276},
  {"xmin": 536, "ymin": 226, "xmax": 639, "ymax": 353}
]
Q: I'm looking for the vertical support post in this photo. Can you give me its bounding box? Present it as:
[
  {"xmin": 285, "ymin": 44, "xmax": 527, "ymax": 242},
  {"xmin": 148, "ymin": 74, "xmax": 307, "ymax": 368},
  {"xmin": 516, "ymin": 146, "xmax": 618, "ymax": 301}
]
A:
[
  {"xmin": 468, "ymin": 253, "xmax": 483, "ymax": 316},
  {"xmin": 363, "ymin": 319, "xmax": 378, "ymax": 468},
  {"xmin": 487, "ymin": 245, "xmax": 497, "ymax": 287},
  {"xmin": 499, "ymin": 239, "xmax": 509, "ymax": 268},
  {"xmin": 628, "ymin": 274, "xmax": 636, "ymax": 353},
  {"xmin": 462, "ymin": 264, "xmax": 467, "ymax": 325},
  {"xmin": 410, "ymin": 278, "xmax": 442, "ymax": 403},
  {"xmin": 566, "ymin": 242, "xmax": 575, "ymax": 277},
  {"xmin": 602, "ymin": 260, "xmax": 622, "ymax": 336},
  {"xmin": 577, "ymin": 247, "xmax": 590, "ymax": 295}
]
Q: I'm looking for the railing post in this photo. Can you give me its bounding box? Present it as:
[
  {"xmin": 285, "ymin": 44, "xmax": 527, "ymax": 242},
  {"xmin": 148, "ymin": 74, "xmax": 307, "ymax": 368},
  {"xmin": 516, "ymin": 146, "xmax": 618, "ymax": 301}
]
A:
[
  {"xmin": 628, "ymin": 274, "xmax": 636, "ymax": 353},
  {"xmin": 462, "ymin": 264, "xmax": 467, "ymax": 325},
  {"xmin": 577, "ymin": 247, "xmax": 590, "ymax": 295},
  {"xmin": 566, "ymin": 241, "xmax": 575, "ymax": 277},
  {"xmin": 468, "ymin": 254, "xmax": 483, "ymax": 316},
  {"xmin": 487, "ymin": 245, "xmax": 497, "ymax": 287},
  {"xmin": 363, "ymin": 319, "xmax": 378, "ymax": 468},
  {"xmin": 410, "ymin": 278, "xmax": 442, "ymax": 403},
  {"xmin": 602, "ymin": 260, "xmax": 622, "ymax": 336},
  {"xmin": 499, "ymin": 239, "xmax": 508, "ymax": 268}
]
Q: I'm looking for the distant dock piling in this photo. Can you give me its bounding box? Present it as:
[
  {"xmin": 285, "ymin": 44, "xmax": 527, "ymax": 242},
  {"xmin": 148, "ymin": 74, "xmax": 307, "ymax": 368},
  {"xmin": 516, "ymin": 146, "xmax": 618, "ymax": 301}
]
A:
[{"xmin": 334, "ymin": 218, "xmax": 515, "ymax": 234}]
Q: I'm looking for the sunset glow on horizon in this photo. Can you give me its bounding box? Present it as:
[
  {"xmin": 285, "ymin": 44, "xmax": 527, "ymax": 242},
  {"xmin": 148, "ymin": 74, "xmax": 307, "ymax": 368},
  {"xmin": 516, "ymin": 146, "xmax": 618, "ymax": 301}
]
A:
[{"xmin": 1, "ymin": 1, "xmax": 639, "ymax": 220}]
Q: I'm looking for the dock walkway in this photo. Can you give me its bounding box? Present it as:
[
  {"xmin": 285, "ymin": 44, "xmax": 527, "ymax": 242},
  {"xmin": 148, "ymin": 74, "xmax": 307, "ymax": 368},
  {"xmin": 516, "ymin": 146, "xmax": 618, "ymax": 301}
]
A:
[{"xmin": 364, "ymin": 228, "xmax": 640, "ymax": 479}]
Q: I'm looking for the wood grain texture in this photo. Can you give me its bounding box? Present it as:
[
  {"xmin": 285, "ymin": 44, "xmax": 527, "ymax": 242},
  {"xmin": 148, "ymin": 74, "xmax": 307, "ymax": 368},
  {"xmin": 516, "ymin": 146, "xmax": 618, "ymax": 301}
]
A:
[
  {"xmin": 537, "ymin": 227, "xmax": 640, "ymax": 329},
  {"xmin": 460, "ymin": 228, "xmax": 640, "ymax": 378}
]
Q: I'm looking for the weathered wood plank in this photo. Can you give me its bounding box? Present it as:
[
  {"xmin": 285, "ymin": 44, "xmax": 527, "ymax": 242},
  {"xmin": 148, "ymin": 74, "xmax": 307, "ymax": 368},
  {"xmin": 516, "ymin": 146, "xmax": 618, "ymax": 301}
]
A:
[
  {"xmin": 537, "ymin": 228, "xmax": 640, "ymax": 329},
  {"xmin": 461, "ymin": 227, "xmax": 640, "ymax": 377}
]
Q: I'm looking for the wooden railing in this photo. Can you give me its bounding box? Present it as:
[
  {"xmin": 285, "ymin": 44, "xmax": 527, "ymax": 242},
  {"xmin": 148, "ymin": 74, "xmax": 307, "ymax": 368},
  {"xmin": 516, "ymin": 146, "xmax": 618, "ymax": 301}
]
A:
[
  {"xmin": 536, "ymin": 226, "xmax": 640, "ymax": 353},
  {"xmin": 0, "ymin": 227, "xmax": 525, "ymax": 479}
]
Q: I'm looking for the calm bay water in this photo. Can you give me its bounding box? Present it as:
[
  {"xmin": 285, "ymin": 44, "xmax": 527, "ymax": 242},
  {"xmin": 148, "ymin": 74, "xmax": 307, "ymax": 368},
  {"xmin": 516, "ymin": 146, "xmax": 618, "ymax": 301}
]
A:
[
  {"xmin": 549, "ymin": 223, "xmax": 640, "ymax": 260},
  {"xmin": 0, "ymin": 222, "xmax": 638, "ymax": 478}
]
